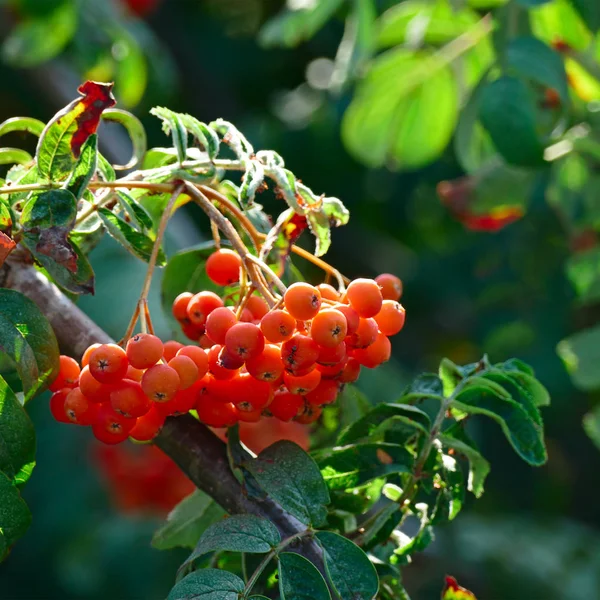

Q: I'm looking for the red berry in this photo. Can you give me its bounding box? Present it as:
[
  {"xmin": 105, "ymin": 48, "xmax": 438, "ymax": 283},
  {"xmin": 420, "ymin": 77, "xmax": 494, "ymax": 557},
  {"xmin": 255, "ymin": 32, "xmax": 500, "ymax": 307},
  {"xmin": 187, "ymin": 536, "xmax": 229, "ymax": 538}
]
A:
[
  {"xmin": 126, "ymin": 333, "xmax": 164, "ymax": 369},
  {"xmin": 92, "ymin": 404, "xmax": 135, "ymax": 444},
  {"xmin": 346, "ymin": 318, "xmax": 378, "ymax": 349},
  {"xmin": 187, "ymin": 291, "xmax": 223, "ymax": 326},
  {"xmin": 206, "ymin": 249, "xmax": 242, "ymax": 286},
  {"xmin": 172, "ymin": 292, "xmax": 193, "ymax": 322},
  {"xmin": 334, "ymin": 304, "xmax": 360, "ymax": 336},
  {"xmin": 168, "ymin": 355, "xmax": 199, "ymax": 389},
  {"xmin": 205, "ymin": 307, "xmax": 237, "ymax": 344},
  {"xmin": 317, "ymin": 341, "xmax": 347, "ymax": 366},
  {"xmin": 305, "ymin": 380, "xmax": 340, "ymax": 406},
  {"xmin": 49, "ymin": 355, "xmax": 80, "ymax": 392},
  {"xmin": 352, "ymin": 332, "xmax": 391, "ymax": 368},
  {"xmin": 281, "ymin": 334, "xmax": 319, "ymax": 373},
  {"xmin": 110, "ymin": 380, "xmax": 151, "ymax": 418},
  {"xmin": 375, "ymin": 273, "xmax": 403, "ymax": 301},
  {"xmin": 64, "ymin": 388, "xmax": 97, "ymax": 425},
  {"xmin": 310, "ymin": 309, "xmax": 347, "ymax": 348},
  {"xmin": 79, "ymin": 365, "xmax": 114, "ymax": 404},
  {"xmin": 345, "ymin": 278, "xmax": 383, "ymax": 318},
  {"xmin": 260, "ymin": 309, "xmax": 296, "ymax": 343},
  {"xmin": 88, "ymin": 344, "xmax": 129, "ymax": 384},
  {"xmin": 284, "ymin": 369, "xmax": 321, "ymax": 395},
  {"xmin": 316, "ymin": 283, "xmax": 341, "ymax": 301},
  {"xmin": 246, "ymin": 295, "xmax": 269, "ymax": 320},
  {"xmin": 245, "ymin": 345, "xmax": 284, "ymax": 383},
  {"xmin": 50, "ymin": 388, "xmax": 71, "ymax": 423},
  {"xmin": 163, "ymin": 340, "xmax": 184, "ymax": 362},
  {"xmin": 284, "ymin": 282, "xmax": 322, "ymax": 321},
  {"xmin": 177, "ymin": 346, "xmax": 209, "ymax": 378},
  {"xmin": 225, "ymin": 322, "xmax": 265, "ymax": 362},
  {"xmin": 269, "ymin": 391, "xmax": 304, "ymax": 421},
  {"xmin": 232, "ymin": 373, "xmax": 273, "ymax": 411},
  {"xmin": 129, "ymin": 406, "xmax": 165, "ymax": 442},
  {"xmin": 208, "ymin": 345, "xmax": 242, "ymax": 379},
  {"xmin": 196, "ymin": 395, "xmax": 238, "ymax": 428},
  {"xmin": 339, "ymin": 358, "xmax": 361, "ymax": 383},
  {"xmin": 141, "ymin": 364, "xmax": 180, "ymax": 402},
  {"xmin": 374, "ymin": 300, "xmax": 406, "ymax": 336}
]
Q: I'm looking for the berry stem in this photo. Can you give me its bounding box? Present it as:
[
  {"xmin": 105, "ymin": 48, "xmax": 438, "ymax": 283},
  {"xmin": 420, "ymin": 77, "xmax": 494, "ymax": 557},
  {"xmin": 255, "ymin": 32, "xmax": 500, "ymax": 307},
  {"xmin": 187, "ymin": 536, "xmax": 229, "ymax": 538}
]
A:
[{"xmin": 245, "ymin": 253, "xmax": 287, "ymax": 296}]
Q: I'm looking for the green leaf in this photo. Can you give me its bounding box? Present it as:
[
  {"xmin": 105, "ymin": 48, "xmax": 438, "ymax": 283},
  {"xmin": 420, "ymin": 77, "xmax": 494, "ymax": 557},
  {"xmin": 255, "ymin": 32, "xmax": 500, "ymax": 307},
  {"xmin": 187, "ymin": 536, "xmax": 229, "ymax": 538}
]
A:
[
  {"xmin": 452, "ymin": 379, "xmax": 547, "ymax": 465},
  {"xmin": 0, "ymin": 375, "xmax": 35, "ymax": 486},
  {"xmin": 152, "ymin": 490, "xmax": 225, "ymax": 551},
  {"xmin": 400, "ymin": 373, "xmax": 444, "ymax": 401},
  {"xmin": 21, "ymin": 189, "xmax": 77, "ymax": 231},
  {"xmin": 583, "ymin": 404, "xmax": 600, "ymax": 450},
  {"xmin": 570, "ymin": 0, "xmax": 600, "ymax": 31},
  {"xmin": 98, "ymin": 208, "xmax": 165, "ymax": 265},
  {"xmin": 316, "ymin": 531, "xmax": 379, "ymax": 600},
  {"xmin": 110, "ymin": 31, "xmax": 147, "ymax": 109},
  {"xmin": 1, "ymin": 3, "xmax": 76, "ymax": 68},
  {"xmin": 0, "ymin": 148, "xmax": 32, "ymax": 166},
  {"xmin": 115, "ymin": 192, "xmax": 154, "ymax": 233},
  {"xmin": 496, "ymin": 361, "xmax": 550, "ymax": 407},
  {"xmin": 329, "ymin": 478, "xmax": 384, "ymax": 514},
  {"xmin": 479, "ymin": 76, "xmax": 544, "ymax": 167},
  {"xmin": 515, "ymin": 0, "xmax": 551, "ymax": 5},
  {"xmin": 278, "ymin": 553, "xmax": 331, "ymax": 600},
  {"xmin": 65, "ymin": 134, "xmax": 98, "ymax": 200},
  {"xmin": 97, "ymin": 153, "xmax": 116, "ymax": 182},
  {"xmin": 342, "ymin": 48, "xmax": 458, "ymax": 169},
  {"xmin": 161, "ymin": 242, "xmax": 218, "ymax": 323},
  {"xmin": 0, "ymin": 470, "xmax": 31, "ymax": 552},
  {"xmin": 0, "ymin": 289, "xmax": 60, "ymax": 401},
  {"xmin": 438, "ymin": 358, "xmax": 484, "ymax": 396},
  {"xmin": 151, "ymin": 107, "xmax": 188, "ymax": 164},
  {"xmin": 182, "ymin": 515, "xmax": 280, "ymax": 573},
  {"xmin": 566, "ymin": 247, "xmax": 600, "ymax": 305},
  {"xmin": 101, "ymin": 109, "xmax": 147, "ymax": 170},
  {"xmin": 506, "ymin": 36, "xmax": 569, "ymax": 103},
  {"xmin": 23, "ymin": 234, "xmax": 94, "ymax": 295},
  {"xmin": 439, "ymin": 433, "xmax": 490, "ymax": 497},
  {"xmin": 557, "ymin": 324, "xmax": 600, "ymax": 390},
  {"xmin": 239, "ymin": 160, "xmax": 265, "ymax": 207},
  {"xmin": 259, "ymin": 0, "xmax": 345, "ymax": 48},
  {"xmin": 431, "ymin": 453, "xmax": 465, "ymax": 523},
  {"xmin": 244, "ymin": 441, "xmax": 330, "ymax": 527},
  {"xmin": 314, "ymin": 443, "xmax": 413, "ymax": 490},
  {"xmin": 530, "ymin": 0, "xmax": 592, "ymax": 51},
  {"xmin": 361, "ymin": 503, "xmax": 402, "ymax": 550},
  {"xmin": 179, "ymin": 115, "xmax": 220, "ymax": 160},
  {"xmin": 167, "ymin": 569, "xmax": 244, "ymax": 600},
  {"xmin": 0, "ymin": 117, "xmax": 45, "ymax": 139},
  {"xmin": 338, "ymin": 403, "xmax": 431, "ymax": 445}
]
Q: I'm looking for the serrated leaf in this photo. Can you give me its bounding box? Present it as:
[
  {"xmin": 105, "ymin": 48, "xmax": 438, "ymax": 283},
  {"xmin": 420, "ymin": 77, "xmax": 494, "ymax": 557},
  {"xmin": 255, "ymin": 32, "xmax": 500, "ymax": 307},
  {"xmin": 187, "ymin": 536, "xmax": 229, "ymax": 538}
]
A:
[
  {"xmin": 306, "ymin": 209, "xmax": 332, "ymax": 257},
  {"xmin": 244, "ymin": 441, "xmax": 330, "ymax": 526},
  {"xmin": 316, "ymin": 531, "xmax": 379, "ymax": 600},
  {"xmin": 314, "ymin": 443, "xmax": 413, "ymax": 490},
  {"xmin": 36, "ymin": 81, "xmax": 116, "ymax": 182},
  {"xmin": 0, "ymin": 470, "xmax": 31, "ymax": 553},
  {"xmin": 479, "ymin": 76, "xmax": 544, "ymax": 167},
  {"xmin": 1, "ymin": 3, "xmax": 76, "ymax": 68},
  {"xmin": 97, "ymin": 153, "xmax": 116, "ymax": 181},
  {"xmin": 181, "ymin": 515, "xmax": 280, "ymax": 575},
  {"xmin": 98, "ymin": 208, "xmax": 165, "ymax": 265},
  {"xmin": 115, "ymin": 192, "xmax": 154, "ymax": 233},
  {"xmin": 439, "ymin": 433, "xmax": 489, "ymax": 497},
  {"xmin": 0, "ymin": 289, "xmax": 59, "ymax": 401},
  {"xmin": 210, "ymin": 119, "xmax": 254, "ymax": 159},
  {"xmin": 65, "ymin": 134, "xmax": 97, "ymax": 200},
  {"xmin": 342, "ymin": 47, "xmax": 459, "ymax": 169},
  {"xmin": 151, "ymin": 107, "xmax": 188, "ymax": 165},
  {"xmin": 167, "ymin": 569, "xmax": 244, "ymax": 600},
  {"xmin": 101, "ymin": 109, "xmax": 147, "ymax": 170},
  {"xmin": 239, "ymin": 160, "xmax": 265, "ymax": 207},
  {"xmin": 152, "ymin": 490, "xmax": 225, "ymax": 551},
  {"xmin": 180, "ymin": 115, "xmax": 220, "ymax": 160},
  {"xmin": 400, "ymin": 373, "xmax": 444, "ymax": 401},
  {"xmin": 452, "ymin": 379, "xmax": 547, "ymax": 465},
  {"xmin": 339, "ymin": 403, "xmax": 431, "ymax": 445},
  {"xmin": 278, "ymin": 552, "xmax": 331, "ymax": 600},
  {"xmin": 506, "ymin": 36, "xmax": 568, "ymax": 103},
  {"xmin": 260, "ymin": 0, "xmax": 344, "ymax": 47},
  {"xmin": 0, "ymin": 375, "xmax": 35, "ymax": 486}
]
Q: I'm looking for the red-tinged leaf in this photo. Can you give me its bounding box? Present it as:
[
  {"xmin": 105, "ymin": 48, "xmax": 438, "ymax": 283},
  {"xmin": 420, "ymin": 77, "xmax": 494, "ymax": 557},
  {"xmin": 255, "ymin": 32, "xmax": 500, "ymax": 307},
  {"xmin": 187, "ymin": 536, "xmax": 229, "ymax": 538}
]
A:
[
  {"xmin": 0, "ymin": 232, "xmax": 16, "ymax": 268},
  {"xmin": 262, "ymin": 209, "xmax": 309, "ymax": 276},
  {"xmin": 36, "ymin": 81, "xmax": 116, "ymax": 182},
  {"xmin": 461, "ymin": 207, "xmax": 524, "ymax": 232},
  {"xmin": 442, "ymin": 576, "xmax": 477, "ymax": 600}
]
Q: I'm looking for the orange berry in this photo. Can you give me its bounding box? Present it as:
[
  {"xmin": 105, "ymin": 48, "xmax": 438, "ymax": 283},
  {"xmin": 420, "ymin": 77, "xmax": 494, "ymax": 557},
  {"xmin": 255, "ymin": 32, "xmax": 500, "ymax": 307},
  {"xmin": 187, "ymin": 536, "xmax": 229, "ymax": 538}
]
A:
[
  {"xmin": 374, "ymin": 300, "xmax": 406, "ymax": 336},
  {"xmin": 281, "ymin": 334, "xmax": 319, "ymax": 373},
  {"xmin": 237, "ymin": 407, "xmax": 262, "ymax": 423},
  {"xmin": 260, "ymin": 309, "xmax": 296, "ymax": 343},
  {"xmin": 181, "ymin": 322, "xmax": 204, "ymax": 341},
  {"xmin": 305, "ymin": 379, "xmax": 340, "ymax": 406},
  {"xmin": 316, "ymin": 283, "xmax": 341, "ymax": 301},
  {"xmin": 206, "ymin": 249, "xmax": 242, "ymax": 286},
  {"xmin": 49, "ymin": 388, "xmax": 72, "ymax": 423},
  {"xmin": 317, "ymin": 357, "xmax": 348, "ymax": 378},
  {"xmin": 269, "ymin": 391, "xmax": 304, "ymax": 421},
  {"xmin": 284, "ymin": 369, "xmax": 321, "ymax": 395},
  {"xmin": 246, "ymin": 295, "xmax": 269, "ymax": 320},
  {"xmin": 177, "ymin": 346, "xmax": 209, "ymax": 378},
  {"xmin": 334, "ymin": 304, "xmax": 359, "ymax": 335},
  {"xmin": 110, "ymin": 380, "xmax": 151, "ymax": 418},
  {"xmin": 239, "ymin": 308, "xmax": 254, "ymax": 323},
  {"xmin": 172, "ymin": 292, "xmax": 194, "ymax": 321},
  {"xmin": 92, "ymin": 404, "xmax": 135, "ymax": 444},
  {"xmin": 168, "ymin": 355, "xmax": 199, "ymax": 389},
  {"xmin": 79, "ymin": 366, "xmax": 114, "ymax": 403},
  {"xmin": 225, "ymin": 322, "xmax": 265, "ymax": 361},
  {"xmin": 126, "ymin": 333, "xmax": 164, "ymax": 369},
  {"xmin": 346, "ymin": 318, "xmax": 378, "ymax": 349},
  {"xmin": 49, "ymin": 355, "xmax": 81, "ymax": 392},
  {"xmin": 317, "ymin": 341, "xmax": 347, "ymax": 366},
  {"xmin": 310, "ymin": 309, "xmax": 348, "ymax": 348},
  {"xmin": 339, "ymin": 358, "xmax": 361, "ymax": 383},
  {"xmin": 88, "ymin": 344, "xmax": 129, "ymax": 384},
  {"xmin": 64, "ymin": 388, "xmax": 97, "ymax": 425},
  {"xmin": 345, "ymin": 278, "xmax": 383, "ymax": 318},
  {"xmin": 295, "ymin": 403, "xmax": 322, "ymax": 424},
  {"xmin": 126, "ymin": 365, "xmax": 144, "ymax": 382},
  {"xmin": 187, "ymin": 291, "xmax": 224, "ymax": 326},
  {"xmin": 205, "ymin": 306, "xmax": 237, "ymax": 344},
  {"xmin": 163, "ymin": 340, "xmax": 184, "ymax": 362},
  {"xmin": 199, "ymin": 333, "xmax": 215, "ymax": 349},
  {"xmin": 196, "ymin": 395, "xmax": 238, "ymax": 427},
  {"xmin": 232, "ymin": 373, "xmax": 273, "ymax": 411},
  {"xmin": 81, "ymin": 343, "xmax": 101, "ymax": 367},
  {"xmin": 245, "ymin": 345, "xmax": 284, "ymax": 383},
  {"xmin": 375, "ymin": 273, "xmax": 403, "ymax": 301},
  {"xmin": 141, "ymin": 364, "xmax": 180, "ymax": 402},
  {"xmin": 206, "ymin": 374, "xmax": 237, "ymax": 403},
  {"xmin": 208, "ymin": 345, "xmax": 241, "ymax": 379},
  {"xmin": 129, "ymin": 406, "xmax": 165, "ymax": 442},
  {"xmin": 353, "ymin": 332, "xmax": 391, "ymax": 368},
  {"xmin": 284, "ymin": 282, "xmax": 322, "ymax": 321}
]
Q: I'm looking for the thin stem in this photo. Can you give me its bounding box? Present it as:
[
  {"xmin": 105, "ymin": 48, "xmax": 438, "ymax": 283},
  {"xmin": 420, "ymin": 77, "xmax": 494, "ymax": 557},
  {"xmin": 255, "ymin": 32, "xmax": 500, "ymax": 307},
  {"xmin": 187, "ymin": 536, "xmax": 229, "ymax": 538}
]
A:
[
  {"xmin": 242, "ymin": 529, "xmax": 312, "ymax": 598},
  {"xmin": 211, "ymin": 219, "xmax": 221, "ymax": 250},
  {"xmin": 184, "ymin": 182, "xmax": 277, "ymax": 307},
  {"xmin": 245, "ymin": 253, "xmax": 287, "ymax": 296}
]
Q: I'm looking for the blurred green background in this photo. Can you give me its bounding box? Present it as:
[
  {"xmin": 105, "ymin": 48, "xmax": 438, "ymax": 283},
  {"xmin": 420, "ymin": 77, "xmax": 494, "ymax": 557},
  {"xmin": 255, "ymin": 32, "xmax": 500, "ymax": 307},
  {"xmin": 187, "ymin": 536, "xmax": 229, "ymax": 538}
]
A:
[{"xmin": 0, "ymin": 0, "xmax": 599, "ymax": 599}]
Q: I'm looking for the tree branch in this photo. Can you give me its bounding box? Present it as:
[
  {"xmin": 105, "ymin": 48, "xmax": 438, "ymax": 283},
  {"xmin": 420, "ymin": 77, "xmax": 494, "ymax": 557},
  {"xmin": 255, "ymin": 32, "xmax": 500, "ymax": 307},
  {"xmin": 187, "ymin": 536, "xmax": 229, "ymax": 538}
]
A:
[{"xmin": 0, "ymin": 259, "xmax": 322, "ymax": 566}]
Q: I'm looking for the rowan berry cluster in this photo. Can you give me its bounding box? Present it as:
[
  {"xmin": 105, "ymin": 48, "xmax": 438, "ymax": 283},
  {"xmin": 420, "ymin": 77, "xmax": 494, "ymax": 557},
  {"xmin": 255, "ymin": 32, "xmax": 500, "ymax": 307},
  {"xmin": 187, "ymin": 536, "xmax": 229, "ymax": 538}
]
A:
[{"xmin": 48, "ymin": 247, "xmax": 405, "ymax": 445}]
